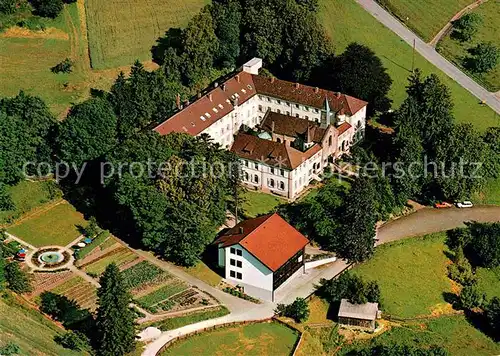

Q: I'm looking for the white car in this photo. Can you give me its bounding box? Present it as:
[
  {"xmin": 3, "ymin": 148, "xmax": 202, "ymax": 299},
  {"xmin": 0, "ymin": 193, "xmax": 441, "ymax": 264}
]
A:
[{"xmin": 456, "ymin": 201, "xmax": 474, "ymax": 208}]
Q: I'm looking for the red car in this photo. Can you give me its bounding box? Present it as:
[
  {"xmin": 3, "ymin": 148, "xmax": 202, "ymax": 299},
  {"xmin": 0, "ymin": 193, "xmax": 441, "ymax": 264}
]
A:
[{"xmin": 434, "ymin": 202, "xmax": 452, "ymax": 209}]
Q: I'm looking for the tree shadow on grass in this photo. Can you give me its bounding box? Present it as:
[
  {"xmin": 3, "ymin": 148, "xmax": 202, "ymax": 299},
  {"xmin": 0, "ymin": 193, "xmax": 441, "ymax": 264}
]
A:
[
  {"xmin": 463, "ymin": 308, "xmax": 499, "ymax": 342},
  {"xmin": 151, "ymin": 28, "xmax": 183, "ymax": 66}
]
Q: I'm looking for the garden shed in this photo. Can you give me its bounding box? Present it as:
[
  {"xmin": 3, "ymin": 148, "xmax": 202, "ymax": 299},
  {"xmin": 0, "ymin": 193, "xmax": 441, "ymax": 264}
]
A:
[{"xmin": 338, "ymin": 299, "xmax": 379, "ymax": 331}]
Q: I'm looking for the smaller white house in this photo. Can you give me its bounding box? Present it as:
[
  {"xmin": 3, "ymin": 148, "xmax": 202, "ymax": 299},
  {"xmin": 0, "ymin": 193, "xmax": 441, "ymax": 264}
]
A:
[{"xmin": 214, "ymin": 213, "xmax": 309, "ymax": 301}]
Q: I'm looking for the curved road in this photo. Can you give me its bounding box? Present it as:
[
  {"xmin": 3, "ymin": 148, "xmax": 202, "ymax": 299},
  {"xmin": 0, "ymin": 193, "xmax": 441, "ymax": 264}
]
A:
[
  {"xmin": 355, "ymin": 0, "xmax": 500, "ymax": 114},
  {"xmin": 142, "ymin": 205, "xmax": 500, "ymax": 355}
]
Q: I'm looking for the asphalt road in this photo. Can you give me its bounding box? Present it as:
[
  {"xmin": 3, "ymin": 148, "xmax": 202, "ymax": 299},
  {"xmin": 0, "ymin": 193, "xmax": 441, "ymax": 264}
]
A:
[
  {"xmin": 355, "ymin": 0, "xmax": 500, "ymax": 114},
  {"xmin": 377, "ymin": 205, "xmax": 500, "ymax": 244}
]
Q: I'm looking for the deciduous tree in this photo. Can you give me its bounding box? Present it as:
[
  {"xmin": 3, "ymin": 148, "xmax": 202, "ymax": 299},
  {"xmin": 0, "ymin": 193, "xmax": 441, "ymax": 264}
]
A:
[{"xmin": 5, "ymin": 262, "xmax": 32, "ymax": 294}]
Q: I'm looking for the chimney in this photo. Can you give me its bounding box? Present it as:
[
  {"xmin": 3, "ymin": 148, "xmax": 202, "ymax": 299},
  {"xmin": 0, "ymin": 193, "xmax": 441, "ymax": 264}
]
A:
[
  {"xmin": 209, "ymin": 93, "xmax": 213, "ymax": 102},
  {"xmin": 271, "ymin": 121, "xmax": 275, "ymax": 134},
  {"xmin": 314, "ymin": 87, "xmax": 319, "ymax": 93},
  {"xmin": 239, "ymin": 227, "xmax": 244, "ymax": 234},
  {"xmin": 270, "ymin": 77, "xmax": 275, "ymax": 83},
  {"xmin": 222, "ymin": 84, "xmax": 226, "ymax": 91},
  {"xmin": 197, "ymin": 92, "xmax": 202, "ymax": 99},
  {"xmin": 214, "ymin": 82, "xmax": 219, "ymax": 88},
  {"xmin": 307, "ymin": 125, "xmax": 312, "ymax": 143},
  {"xmin": 236, "ymin": 74, "xmax": 240, "ymax": 83},
  {"xmin": 294, "ymin": 83, "xmax": 300, "ymax": 89},
  {"xmin": 175, "ymin": 93, "xmax": 181, "ymax": 109}
]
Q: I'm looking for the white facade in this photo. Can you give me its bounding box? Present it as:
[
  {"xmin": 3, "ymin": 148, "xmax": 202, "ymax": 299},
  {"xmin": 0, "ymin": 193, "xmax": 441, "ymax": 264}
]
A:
[{"xmin": 222, "ymin": 244, "xmax": 274, "ymax": 301}]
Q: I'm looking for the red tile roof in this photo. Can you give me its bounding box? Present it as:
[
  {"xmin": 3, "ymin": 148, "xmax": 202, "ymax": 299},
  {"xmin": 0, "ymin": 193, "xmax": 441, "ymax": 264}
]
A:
[
  {"xmin": 215, "ymin": 213, "xmax": 309, "ymax": 272},
  {"xmin": 252, "ymin": 75, "xmax": 367, "ymax": 115},
  {"xmin": 153, "ymin": 72, "xmax": 256, "ymax": 136},
  {"xmin": 338, "ymin": 122, "xmax": 352, "ymax": 136},
  {"xmin": 230, "ymin": 133, "xmax": 322, "ymax": 170},
  {"xmin": 153, "ymin": 70, "xmax": 367, "ymax": 137}
]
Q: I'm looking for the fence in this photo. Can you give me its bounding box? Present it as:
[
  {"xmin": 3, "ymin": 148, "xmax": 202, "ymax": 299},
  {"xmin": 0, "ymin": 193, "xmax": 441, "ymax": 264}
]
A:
[{"xmin": 155, "ymin": 317, "xmax": 303, "ymax": 356}]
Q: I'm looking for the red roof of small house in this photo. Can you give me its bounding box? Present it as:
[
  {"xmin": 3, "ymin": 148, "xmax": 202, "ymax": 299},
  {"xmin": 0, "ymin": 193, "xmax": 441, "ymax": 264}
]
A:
[
  {"xmin": 338, "ymin": 122, "xmax": 352, "ymax": 136},
  {"xmin": 214, "ymin": 213, "xmax": 309, "ymax": 272}
]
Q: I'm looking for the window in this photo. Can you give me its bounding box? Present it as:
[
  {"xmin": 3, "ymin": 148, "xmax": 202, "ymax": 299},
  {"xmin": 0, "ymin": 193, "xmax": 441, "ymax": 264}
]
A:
[
  {"xmin": 230, "ymin": 259, "xmax": 236, "ymax": 266},
  {"xmin": 270, "ymin": 167, "xmax": 275, "ymax": 174},
  {"xmin": 236, "ymin": 249, "xmax": 242, "ymax": 256},
  {"xmin": 280, "ymin": 169, "xmax": 285, "ymax": 176},
  {"xmin": 230, "ymin": 270, "xmax": 236, "ymax": 278},
  {"xmin": 243, "ymin": 172, "xmax": 249, "ymax": 181},
  {"xmin": 254, "ymin": 175, "xmax": 259, "ymax": 184},
  {"xmin": 236, "ymin": 272, "xmax": 242, "ymax": 280},
  {"xmin": 315, "ymin": 108, "xmax": 319, "ymax": 113},
  {"xmin": 277, "ymin": 138, "xmax": 281, "ymax": 143},
  {"xmin": 295, "ymin": 114, "xmax": 299, "ymax": 118},
  {"xmin": 295, "ymin": 104, "xmax": 300, "ymax": 109},
  {"xmin": 286, "ymin": 111, "xmax": 290, "ymax": 115},
  {"xmin": 267, "ymin": 97, "xmax": 271, "ymax": 102},
  {"xmin": 305, "ymin": 115, "xmax": 309, "ymax": 120},
  {"xmin": 236, "ymin": 260, "xmax": 242, "ymax": 268},
  {"xmin": 277, "ymin": 109, "xmax": 281, "ymax": 114},
  {"xmin": 279, "ymin": 181, "xmax": 285, "ymax": 190},
  {"xmin": 258, "ymin": 105, "xmax": 263, "ymax": 112},
  {"xmin": 230, "ymin": 247, "xmax": 236, "ymax": 254},
  {"xmin": 254, "ymin": 163, "xmax": 259, "ymax": 169},
  {"xmin": 328, "ymin": 136, "xmax": 332, "ymax": 147},
  {"xmin": 305, "ymin": 107, "xmax": 309, "ymax": 111},
  {"xmin": 244, "ymin": 160, "xmax": 249, "ymax": 167},
  {"xmin": 269, "ymin": 179, "xmax": 275, "ymax": 188}
]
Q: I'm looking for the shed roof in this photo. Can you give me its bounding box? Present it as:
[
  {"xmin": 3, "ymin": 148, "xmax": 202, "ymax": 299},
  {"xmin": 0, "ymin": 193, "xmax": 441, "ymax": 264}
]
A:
[{"xmin": 338, "ymin": 299, "xmax": 378, "ymax": 321}]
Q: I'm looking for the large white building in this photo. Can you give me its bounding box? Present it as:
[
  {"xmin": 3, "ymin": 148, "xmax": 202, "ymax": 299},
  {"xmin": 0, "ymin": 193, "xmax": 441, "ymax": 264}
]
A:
[
  {"xmin": 154, "ymin": 58, "xmax": 368, "ymax": 199},
  {"xmin": 214, "ymin": 213, "xmax": 309, "ymax": 301}
]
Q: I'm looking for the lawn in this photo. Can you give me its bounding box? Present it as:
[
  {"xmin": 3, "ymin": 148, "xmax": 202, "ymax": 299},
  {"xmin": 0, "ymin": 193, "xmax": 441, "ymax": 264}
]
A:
[
  {"xmin": 343, "ymin": 315, "xmax": 500, "ymax": 356},
  {"xmin": 242, "ymin": 190, "xmax": 286, "ymax": 218},
  {"xmin": 374, "ymin": 0, "xmax": 471, "ymax": 42},
  {"xmin": 352, "ymin": 233, "xmax": 453, "ymax": 318},
  {"xmin": 0, "ymin": 180, "xmax": 61, "ymax": 224},
  {"xmin": 318, "ymin": 0, "xmax": 498, "ymax": 132},
  {"xmin": 437, "ymin": 0, "xmax": 500, "ymax": 91},
  {"xmin": 473, "ymin": 177, "xmax": 500, "ymax": 206},
  {"xmin": 150, "ymin": 306, "xmax": 229, "ymax": 331},
  {"xmin": 476, "ymin": 266, "xmax": 500, "ymax": 301},
  {"xmin": 182, "ymin": 261, "xmax": 222, "ymax": 287},
  {"xmin": 0, "ymin": 293, "xmax": 81, "ymax": 355},
  {"xmin": 84, "ymin": 0, "xmax": 209, "ymax": 69},
  {"xmin": 8, "ymin": 201, "xmax": 87, "ymax": 247},
  {"xmin": 161, "ymin": 321, "xmax": 298, "ymax": 356}
]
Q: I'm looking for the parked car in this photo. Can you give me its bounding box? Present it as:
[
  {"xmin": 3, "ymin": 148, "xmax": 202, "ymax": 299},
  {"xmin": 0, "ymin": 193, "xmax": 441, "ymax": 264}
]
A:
[
  {"xmin": 456, "ymin": 201, "xmax": 474, "ymax": 208},
  {"xmin": 434, "ymin": 202, "xmax": 452, "ymax": 209}
]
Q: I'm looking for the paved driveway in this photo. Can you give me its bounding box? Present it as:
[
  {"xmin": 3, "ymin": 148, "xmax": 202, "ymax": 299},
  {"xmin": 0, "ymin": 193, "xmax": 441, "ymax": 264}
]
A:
[
  {"xmin": 355, "ymin": 0, "xmax": 500, "ymax": 114},
  {"xmin": 377, "ymin": 205, "xmax": 500, "ymax": 244}
]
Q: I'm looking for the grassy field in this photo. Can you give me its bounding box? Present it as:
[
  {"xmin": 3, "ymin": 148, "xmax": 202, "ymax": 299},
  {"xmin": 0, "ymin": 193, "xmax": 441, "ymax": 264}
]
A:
[
  {"xmin": 473, "ymin": 178, "xmax": 500, "ymax": 205},
  {"xmin": 374, "ymin": 0, "xmax": 471, "ymax": 42},
  {"xmin": 182, "ymin": 261, "xmax": 222, "ymax": 287},
  {"xmin": 242, "ymin": 190, "xmax": 286, "ymax": 218},
  {"xmin": 318, "ymin": 0, "xmax": 498, "ymax": 132},
  {"xmin": 352, "ymin": 233, "xmax": 453, "ymax": 318},
  {"xmin": 0, "ymin": 294, "xmax": 81, "ymax": 355},
  {"xmin": 476, "ymin": 266, "xmax": 500, "ymax": 301},
  {"xmin": 161, "ymin": 321, "xmax": 298, "ymax": 356},
  {"xmin": 344, "ymin": 315, "xmax": 500, "ymax": 356},
  {"xmin": 85, "ymin": 0, "xmax": 209, "ymax": 69},
  {"xmin": 8, "ymin": 201, "xmax": 87, "ymax": 247},
  {"xmin": 0, "ymin": 1, "xmax": 138, "ymax": 118},
  {"xmin": 437, "ymin": 0, "xmax": 500, "ymax": 92},
  {"xmin": 0, "ymin": 180, "xmax": 60, "ymax": 224}
]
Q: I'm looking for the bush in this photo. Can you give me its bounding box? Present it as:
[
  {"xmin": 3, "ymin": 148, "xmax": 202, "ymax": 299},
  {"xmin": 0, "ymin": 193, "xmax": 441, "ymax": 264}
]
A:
[
  {"xmin": 317, "ymin": 271, "xmax": 380, "ymax": 305},
  {"xmin": 459, "ymin": 283, "xmax": 485, "ymax": 310},
  {"xmin": 275, "ymin": 297, "xmax": 310, "ymax": 323},
  {"xmin": 5, "ymin": 262, "xmax": 32, "ymax": 294},
  {"xmin": 447, "ymin": 248, "xmax": 476, "ymax": 286},
  {"xmin": 452, "ymin": 13, "xmax": 482, "ymax": 42},
  {"xmin": 17, "ymin": 16, "xmax": 47, "ymax": 31},
  {"xmin": 30, "ymin": 0, "xmax": 64, "ymax": 18},
  {"xmin": 465, "ymin": 42, "xmax": 499, "ymax": 74},
  {"xmin": 485, "ymin": 297, "xmax": 500, "ymax": 334},
  {"xmin": 0, "ymin": 342, "xmax": 21, "ymax": 356},
  {"xmin": 0, "ymin": 0, "xmax": 17, "ymax": 14},
  {"xmin": 54, "ymin": 331, "xmax": 90, "ymax": 351}
]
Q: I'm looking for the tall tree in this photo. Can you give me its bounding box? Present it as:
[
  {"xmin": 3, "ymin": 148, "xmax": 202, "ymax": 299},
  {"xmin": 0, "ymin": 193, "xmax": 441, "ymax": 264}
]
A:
[
  {"xmin": 336, "ymin": 177, "xmax": 377, "ymax": 262},
  {"xmin": 95, "ymin": 263, "xmax": 135, "ymax": 356},
  {"xmin": 211, "ymin": 0, "xmax": 242, "ymax": 68},
  {"xmin": 57, "ymin": 98, "xmax": 118, "ymax": 166},
  {"xmin": 330, "ymin": 43, "xmax": 393, "ymax": 114},
  {"xmin": 5, "ymin": 262, "xmax": 32, "ymax": 294}
]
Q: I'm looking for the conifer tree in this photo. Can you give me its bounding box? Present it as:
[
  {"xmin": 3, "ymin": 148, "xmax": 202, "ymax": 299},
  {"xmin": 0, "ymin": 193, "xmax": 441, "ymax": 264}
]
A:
[{"xmin": 95, "ymin": 263, "xmax": 136, "ymax": 355}]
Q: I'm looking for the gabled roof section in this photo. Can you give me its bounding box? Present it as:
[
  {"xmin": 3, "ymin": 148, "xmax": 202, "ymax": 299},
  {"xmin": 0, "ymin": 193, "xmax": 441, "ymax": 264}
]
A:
[
  {"xmin": 338, "ymin": 122, "xmax": 352, "ymax": 136},
  {"xmin": 230, "ymin": 133, "xmax": 321, "ymax": 170},
  {"xmin": 215, "ymin": 213, "xmax": 310, "ymax": 272},
  {"xmin": 252, "ymin": 75, "xmax": 368, "ymax": 115},
  {"xmin": 153, "ymin": 72, "xmax": 256, "ymax": 136},
  {"xmin": 260, "ymin": 111, "xmax": 328, "ymax": 143}
]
